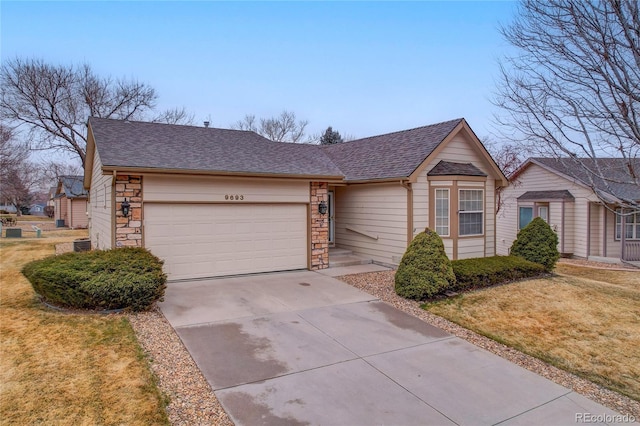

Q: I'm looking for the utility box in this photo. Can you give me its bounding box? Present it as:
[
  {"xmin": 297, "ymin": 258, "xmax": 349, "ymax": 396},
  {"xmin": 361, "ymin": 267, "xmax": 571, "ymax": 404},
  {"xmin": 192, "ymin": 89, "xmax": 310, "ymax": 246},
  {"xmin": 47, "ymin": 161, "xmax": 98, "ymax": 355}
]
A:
[
  {"xmin": 6, "ymin": 228, "xmax": 22, "ymax": 238},
  {"xmin": 73, "ymin": 238, "xmax": 91, "ymax": 252},
  {"xmin": 56, "ymin": 219, "xmax": 65, "ymax": 228}
]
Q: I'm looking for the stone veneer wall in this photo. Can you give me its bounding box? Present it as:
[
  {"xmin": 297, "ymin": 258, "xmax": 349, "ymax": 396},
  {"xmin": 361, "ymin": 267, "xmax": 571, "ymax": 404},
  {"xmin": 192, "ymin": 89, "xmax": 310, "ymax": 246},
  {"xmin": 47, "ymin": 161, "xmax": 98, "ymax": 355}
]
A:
[
  {"xmin": 310, "ymin": 182, "xmax": 329, "ymax": 270},
  {"xmin": 115, "ymin": 175, "xmax": 142, "ymax": 247}
]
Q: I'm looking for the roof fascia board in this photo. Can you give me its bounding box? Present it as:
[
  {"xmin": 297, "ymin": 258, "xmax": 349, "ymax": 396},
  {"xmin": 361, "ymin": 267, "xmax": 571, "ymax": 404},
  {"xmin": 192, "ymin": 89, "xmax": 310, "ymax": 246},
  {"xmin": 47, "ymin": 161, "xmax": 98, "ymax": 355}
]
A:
[{"xmin": 100, "ymin": 166, "xmax": 345, "ymax": 183}]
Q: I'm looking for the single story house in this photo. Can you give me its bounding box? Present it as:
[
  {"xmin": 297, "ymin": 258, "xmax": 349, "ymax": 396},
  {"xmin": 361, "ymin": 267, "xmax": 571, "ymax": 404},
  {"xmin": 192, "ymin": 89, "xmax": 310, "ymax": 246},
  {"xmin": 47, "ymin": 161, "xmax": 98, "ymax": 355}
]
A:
[
  {"xmin": 28, "ymin": 203, "xmax": 46, "ymax": 216},
  {"xmin": 84, "ymin": 117, "xmax": 507, "ymax": 280},
  {"xmin": 55, "ymin": 175, "xmax": 89, "ymax": 228},
  {"xmin": 496, "ymin": 157, "xmax": 640, "ymax": 263}
]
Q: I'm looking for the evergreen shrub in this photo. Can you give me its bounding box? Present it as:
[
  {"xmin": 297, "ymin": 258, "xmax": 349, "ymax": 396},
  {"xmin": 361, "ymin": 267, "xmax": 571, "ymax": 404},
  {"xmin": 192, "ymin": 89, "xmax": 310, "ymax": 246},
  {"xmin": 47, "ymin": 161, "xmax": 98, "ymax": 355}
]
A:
[
  {"xmin": 510, "ymin": 217, "xmax": 560, "ymax": 271},
  {"xmin": 22, "ymin": 247, "xmax": 166, "ymax": 311},
  {"xmin": 394, "ymin": 228, "xmax": 456, "ymax": 300},
  {"xmin": 451, "ymin": 255, "xmax": 546, "ymax": 290}
]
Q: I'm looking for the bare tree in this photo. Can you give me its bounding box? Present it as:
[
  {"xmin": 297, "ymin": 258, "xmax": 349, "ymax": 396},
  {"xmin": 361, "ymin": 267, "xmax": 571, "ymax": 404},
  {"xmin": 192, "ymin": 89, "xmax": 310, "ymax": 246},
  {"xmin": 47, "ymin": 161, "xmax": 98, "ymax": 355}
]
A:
[
  {"xmin": 232, "ymin": 110, "xmax": 309, "ymax": 143},
  {"xmin": 493, "ymin": 0, "xmax": 640, "ymax": 208},
  {"xmin": 483, "ymin": 138, "xmax": 524, "ymax": 177},
  {"xmin": 0, "ymin": 124, "xmax": 42, "ymax": 214},
  {"xmin": 152, "ymin": 107, "xmax": 194, "ymax": 125},
  {"xmin": 0, "ymin": 58, "xmax": 192, "ymax": 167}
]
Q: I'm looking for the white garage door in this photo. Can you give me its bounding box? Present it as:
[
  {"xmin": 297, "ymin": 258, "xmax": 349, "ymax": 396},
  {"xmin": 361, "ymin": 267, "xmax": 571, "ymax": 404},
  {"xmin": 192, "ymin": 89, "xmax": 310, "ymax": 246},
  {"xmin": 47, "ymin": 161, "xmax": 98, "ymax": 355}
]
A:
[{"xmin": 145, "ymin": 204, "xmax": 308, "ymax": 280}]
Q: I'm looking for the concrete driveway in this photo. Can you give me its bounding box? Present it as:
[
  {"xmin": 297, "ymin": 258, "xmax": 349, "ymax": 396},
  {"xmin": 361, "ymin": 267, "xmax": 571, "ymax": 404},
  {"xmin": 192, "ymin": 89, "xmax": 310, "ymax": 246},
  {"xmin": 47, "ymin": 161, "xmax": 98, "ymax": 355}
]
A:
[{"xmin": 160, "ymin": 271, "xmax": 627, "ymax": 425}]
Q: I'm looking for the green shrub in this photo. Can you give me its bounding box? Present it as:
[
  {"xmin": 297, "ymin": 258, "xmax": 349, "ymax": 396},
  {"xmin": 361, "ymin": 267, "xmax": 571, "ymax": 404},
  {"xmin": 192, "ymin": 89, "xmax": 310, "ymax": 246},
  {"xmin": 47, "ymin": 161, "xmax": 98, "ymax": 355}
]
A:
[
  {"xmin": 510, "ymin": 217, "xmax": 559, "ymax": 272},
  {"xmin": 451, "ymin": 256, "xmax": 546, "ymax": 291},
  {"xmin": 21, "ymin": 247, "xmax": 166, "ymax": 312},
  {"xmin": 395, "ymin": 228, "xmax": 456, "ymax": 300}
]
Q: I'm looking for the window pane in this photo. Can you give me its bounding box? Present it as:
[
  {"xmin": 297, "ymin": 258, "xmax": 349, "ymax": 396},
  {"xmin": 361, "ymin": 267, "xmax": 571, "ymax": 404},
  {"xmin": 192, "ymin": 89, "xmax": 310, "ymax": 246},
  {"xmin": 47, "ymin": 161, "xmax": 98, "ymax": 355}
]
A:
[
  {"xmin": 435, "ymin": 189, "xmax": 449, "ymax": 236},
  {"xmin": 616, "ymin": 224, "xmax": 621, "ymax": 239},
  {"xmin": 626, "ymin": 224, "xmax": 634, "ymax": 239},
  {"xmin": 538, "ymin": 206, "xmax": 548, "ymax": 222},
  {"xmin": 459, "ymin": 212, "xmax": 482, "ymax": 235},
  {"xmin": 519, "ymin": 207, "xmax": 533, "ymax": 230},
  {"xmin": 459, "ymin": 190, "xmax": 482, "ymax": 211}
]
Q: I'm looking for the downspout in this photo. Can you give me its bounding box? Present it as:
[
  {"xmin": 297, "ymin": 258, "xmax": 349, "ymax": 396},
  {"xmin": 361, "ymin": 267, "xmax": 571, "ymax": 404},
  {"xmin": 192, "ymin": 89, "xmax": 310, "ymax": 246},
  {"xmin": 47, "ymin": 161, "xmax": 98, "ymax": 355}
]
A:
[
  {"xmin": 112, "ymin": 170, "xmax": 117, "ymax": 248},
  {"xmin": 401, "ymin": 180, "xmax": 413, "ymax": 246},
  {"xmin": 587, "ymin": 202, "xmax": 591, "ymax": 258},
  {"xmin": 603, "ymin": 206, "xmax": 607, "ymax": 258},
  {"xmin": 561, "ymin": 199, "xmax": 565, "ymax": 254}
]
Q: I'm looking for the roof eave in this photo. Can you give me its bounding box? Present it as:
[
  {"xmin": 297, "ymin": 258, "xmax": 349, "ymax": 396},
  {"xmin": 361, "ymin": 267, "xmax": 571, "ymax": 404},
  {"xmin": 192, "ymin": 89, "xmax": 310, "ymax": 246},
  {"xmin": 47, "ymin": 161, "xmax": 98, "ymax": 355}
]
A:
[{"xmin": 100, "ymin": 165, "xmax": 345, "ymax": 182}]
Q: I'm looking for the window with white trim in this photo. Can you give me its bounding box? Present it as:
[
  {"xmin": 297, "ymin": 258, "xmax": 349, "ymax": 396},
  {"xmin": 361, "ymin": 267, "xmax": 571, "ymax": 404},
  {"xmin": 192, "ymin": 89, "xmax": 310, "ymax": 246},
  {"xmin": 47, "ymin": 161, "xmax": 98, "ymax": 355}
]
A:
[
  {"xmin": 435, "ymin": 189, "xmax": 449, "ymax": 236},
  {"xmin": 615, "ymin": 209, "xmax": 640, "ymax": 240},
  {"xmin": 459, "ymin": 189, "xmax": 483, "ymax": 236},
  {"xmin": 519, "ymin": 206, "xmax": 533, "ymax": 230}
]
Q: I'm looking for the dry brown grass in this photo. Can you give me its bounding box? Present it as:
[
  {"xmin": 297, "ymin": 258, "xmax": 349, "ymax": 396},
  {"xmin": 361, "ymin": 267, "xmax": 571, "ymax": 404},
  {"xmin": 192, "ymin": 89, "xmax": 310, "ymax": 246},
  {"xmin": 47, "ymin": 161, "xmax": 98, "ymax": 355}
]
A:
[
  {"xmin": 0, "ymin": 229, "xmax": 169, "ymax": 425},
  {"xmin": 424, "ymin": 266, "xmax": 640, "ymax": 401}
]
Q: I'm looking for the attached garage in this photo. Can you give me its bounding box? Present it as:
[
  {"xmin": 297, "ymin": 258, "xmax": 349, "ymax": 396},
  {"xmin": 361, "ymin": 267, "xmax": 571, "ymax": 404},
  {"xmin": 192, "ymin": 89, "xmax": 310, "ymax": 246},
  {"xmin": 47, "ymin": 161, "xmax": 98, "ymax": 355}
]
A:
[{"xmin": 144, "ymin": 203, "xmax": 308, "ymax": 280}]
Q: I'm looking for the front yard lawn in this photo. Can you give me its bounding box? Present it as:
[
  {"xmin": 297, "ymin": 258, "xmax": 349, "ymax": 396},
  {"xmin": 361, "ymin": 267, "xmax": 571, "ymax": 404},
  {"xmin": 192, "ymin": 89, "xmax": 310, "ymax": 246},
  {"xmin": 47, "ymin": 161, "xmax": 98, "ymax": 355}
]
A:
[
  {"xmin": 0, "ymin": 228, "xmax": 168, "ymax": 425},
  {"xmin": 423, "ymin": 262, "xmax": 640, "ymax": 401}
]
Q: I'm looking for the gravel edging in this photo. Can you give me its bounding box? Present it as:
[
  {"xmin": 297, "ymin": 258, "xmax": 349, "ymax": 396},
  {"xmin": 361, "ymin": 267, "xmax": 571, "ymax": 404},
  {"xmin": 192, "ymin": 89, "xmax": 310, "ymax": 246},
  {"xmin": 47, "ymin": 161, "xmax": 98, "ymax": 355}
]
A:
[
  {"xmin": 127, "ymin": 308, "xmax": 233, "ymax": 426},
  {"xmin": 338, "ymin": 270, "xmax": 640, "ymax": 419}
]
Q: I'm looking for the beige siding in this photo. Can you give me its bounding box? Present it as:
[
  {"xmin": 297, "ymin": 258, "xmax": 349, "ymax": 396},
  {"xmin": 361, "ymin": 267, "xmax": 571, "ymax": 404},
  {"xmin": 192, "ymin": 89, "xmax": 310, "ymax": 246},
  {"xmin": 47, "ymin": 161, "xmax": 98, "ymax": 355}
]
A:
[
  {"xmin": 144, "ymin": 175, "xmax": 309, "ymax": 203},
  {"xmin": 427, "ymin": 135, "xmax": 494, "ymax": 175},
  {"xmin": 335, "ymin": 183, "xmax": 407, "ymax": 265},
  {"xmin": 496, "ymin": 164, "xmax": 597, "ymax": 257},
  {"xmin": 605, "ymin": 208, "xmax": 622, "ymax": 258},
  {"xmin": 412, "ymin": 179, "xmax": 429, "ymax": 236},
  {"xmin": 89, "ymin": 150, "xmax": 113, "ymax": 250},
  {"xmin": 458, "ymin": 238, "xmax": 485, "ymax": 259},
  {"xmin": 70, "ymin": 199, "xmax": 88, "ymax": 228},
  {"xmin": 589, "ymin": 204, "xmax": 603, "ymax": 256}
]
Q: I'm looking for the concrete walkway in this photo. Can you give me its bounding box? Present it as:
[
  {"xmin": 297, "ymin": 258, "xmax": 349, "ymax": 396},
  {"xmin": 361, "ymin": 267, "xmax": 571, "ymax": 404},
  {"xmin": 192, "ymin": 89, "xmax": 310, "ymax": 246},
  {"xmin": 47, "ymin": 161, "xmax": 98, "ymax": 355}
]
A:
[{"xmin": 159, "ymin": 270, "xmax": 630, "ymax": 426}]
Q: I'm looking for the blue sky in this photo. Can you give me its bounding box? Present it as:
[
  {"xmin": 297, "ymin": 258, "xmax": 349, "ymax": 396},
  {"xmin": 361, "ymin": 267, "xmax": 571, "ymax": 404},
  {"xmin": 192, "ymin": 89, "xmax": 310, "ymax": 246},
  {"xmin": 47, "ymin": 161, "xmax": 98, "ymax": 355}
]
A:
[{"xmin": 2, "ymin": 1, "xmax": 518, "ymax": 141}]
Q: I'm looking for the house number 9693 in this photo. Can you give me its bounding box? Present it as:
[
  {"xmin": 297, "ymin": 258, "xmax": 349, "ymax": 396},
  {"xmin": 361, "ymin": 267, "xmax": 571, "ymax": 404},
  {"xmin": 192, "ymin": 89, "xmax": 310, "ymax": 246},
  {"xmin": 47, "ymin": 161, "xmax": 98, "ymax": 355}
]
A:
[{"xmin": 225, "ymin": 194, "xmax": 244, "ymax": 200}]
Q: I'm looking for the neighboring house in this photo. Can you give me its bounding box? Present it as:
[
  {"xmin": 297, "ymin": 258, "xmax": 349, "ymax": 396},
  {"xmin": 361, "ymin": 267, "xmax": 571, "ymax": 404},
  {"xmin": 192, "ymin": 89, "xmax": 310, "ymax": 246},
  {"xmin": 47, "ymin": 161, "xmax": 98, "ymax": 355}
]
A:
[
  {"xmin": 84, "ymin": 117, "xmax": 507, "ymax": 280},
  {"xmin": 496, "ymin": 158, "xmax": 640, "ymax": 263},
  {"xmin": 0, "ymin": 204, "xmax": 17, "ymax": 213},
  {"xmin": 55, "ymin": 176, "xmax": 89, "ymax": 228},
  {"xmin": 28, "ymin": 203, "xmax": 46, "ymax": 216}
]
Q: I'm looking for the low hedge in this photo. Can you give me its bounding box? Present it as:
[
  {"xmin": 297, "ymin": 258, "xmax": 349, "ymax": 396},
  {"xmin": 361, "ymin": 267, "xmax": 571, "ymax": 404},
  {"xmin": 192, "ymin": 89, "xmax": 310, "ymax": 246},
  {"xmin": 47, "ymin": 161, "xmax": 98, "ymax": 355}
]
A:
[
  {"xmin": 450, "ymin": 255, "xmax": 546, "ymax": 292},
  {"xmin": 22, "ymin": 247, "xmax": 166, "ymax": 312}
]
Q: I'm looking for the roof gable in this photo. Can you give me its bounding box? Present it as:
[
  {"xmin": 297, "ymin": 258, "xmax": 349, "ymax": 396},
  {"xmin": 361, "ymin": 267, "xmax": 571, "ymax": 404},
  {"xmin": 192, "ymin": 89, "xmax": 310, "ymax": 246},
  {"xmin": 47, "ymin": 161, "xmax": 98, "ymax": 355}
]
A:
[
  {"xmin": 58, "ymin": 175, "xmax": 88, "ymax": 198},
  {"xmin": 513, "ymin": 158, "xmax": 640, "ymax": 203}
]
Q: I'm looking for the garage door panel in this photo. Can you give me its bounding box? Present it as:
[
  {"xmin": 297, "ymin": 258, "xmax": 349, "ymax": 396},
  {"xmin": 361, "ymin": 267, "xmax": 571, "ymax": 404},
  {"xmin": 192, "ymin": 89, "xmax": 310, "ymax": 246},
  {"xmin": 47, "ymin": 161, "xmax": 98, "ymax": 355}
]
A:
[{"xmin": 145, "ymin": 204, "xmax": 307, "ymax": 280}]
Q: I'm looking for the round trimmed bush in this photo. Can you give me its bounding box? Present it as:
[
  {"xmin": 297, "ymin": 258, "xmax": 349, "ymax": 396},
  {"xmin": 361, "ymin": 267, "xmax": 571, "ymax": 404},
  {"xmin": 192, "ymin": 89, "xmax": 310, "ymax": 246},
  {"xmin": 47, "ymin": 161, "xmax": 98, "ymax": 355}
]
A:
[
  {"xmin": 21, "ymin": 247, "xmax": 167, "ymax": 311},
  {"xmin": 510, "ymin": 217, "xmax": 559, "ymax": 272},
  {"xmin": 394, "ymin": 228, "xmax": 456, "ymax": 300}
]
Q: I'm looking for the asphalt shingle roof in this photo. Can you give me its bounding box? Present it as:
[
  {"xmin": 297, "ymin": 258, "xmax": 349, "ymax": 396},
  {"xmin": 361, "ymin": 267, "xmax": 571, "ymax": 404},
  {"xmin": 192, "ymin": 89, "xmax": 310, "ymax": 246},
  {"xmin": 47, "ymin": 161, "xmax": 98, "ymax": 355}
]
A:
[
  {"xmin": 322, "ymin": 119, "xmax": 464, "ymax": 181},
  {"xmin": 518, "ymin": 190, "xmax": 574, "ymax": 200},
  {"xmin": 59, "ymin": 176, "xmax": 88, "ymax": 198},
  {"xmin": 427, "ymin": 160, "xmax": 487, "ymax": 177},
  {"xmin": 531, "ymin": 158, "xmax": 640, "ymax": 203},
  {"xmin": 89, "ymin": 117, "xmax": 470, "ymax": 182},
  {"xmin": 89, "ymin": 117, "xmax": 343, "ymax": 178}
]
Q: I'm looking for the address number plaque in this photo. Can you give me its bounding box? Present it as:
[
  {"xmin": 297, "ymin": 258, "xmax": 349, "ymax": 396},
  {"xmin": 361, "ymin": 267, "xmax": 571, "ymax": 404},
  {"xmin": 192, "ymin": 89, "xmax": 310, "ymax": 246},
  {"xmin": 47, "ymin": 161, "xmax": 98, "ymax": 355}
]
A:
[{"xmin": 225, "ymin": 194, "xmax": 245, "ymax": 200}]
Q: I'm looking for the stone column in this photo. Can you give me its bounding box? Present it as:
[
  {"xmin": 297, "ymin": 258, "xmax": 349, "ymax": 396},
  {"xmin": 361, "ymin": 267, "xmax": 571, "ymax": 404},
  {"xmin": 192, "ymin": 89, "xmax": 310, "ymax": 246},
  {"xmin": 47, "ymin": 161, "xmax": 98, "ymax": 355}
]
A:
[
  {"xmin": 310, "ymin": 182, "xmax": 329, "ymax": 270},
  {"xmin": 115, "ymin": 175, "xmax": 143, "ymax": 247}
]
